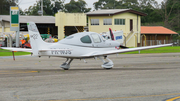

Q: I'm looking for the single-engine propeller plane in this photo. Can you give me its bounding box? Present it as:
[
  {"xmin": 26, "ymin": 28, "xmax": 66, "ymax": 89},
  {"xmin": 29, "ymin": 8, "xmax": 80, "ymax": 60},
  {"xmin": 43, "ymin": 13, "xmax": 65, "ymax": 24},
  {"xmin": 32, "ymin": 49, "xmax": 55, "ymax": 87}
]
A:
[{"xmin": 1, "ymin": 22, "xmax": 172, "ymax": 70}]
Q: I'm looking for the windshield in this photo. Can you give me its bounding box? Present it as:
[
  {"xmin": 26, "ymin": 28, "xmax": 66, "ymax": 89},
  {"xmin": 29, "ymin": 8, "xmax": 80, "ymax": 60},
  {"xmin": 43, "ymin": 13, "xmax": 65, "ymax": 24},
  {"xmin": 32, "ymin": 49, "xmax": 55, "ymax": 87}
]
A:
[{"xmin": 80, "ymin": 35, "xmax": 92, "ymax": 43}]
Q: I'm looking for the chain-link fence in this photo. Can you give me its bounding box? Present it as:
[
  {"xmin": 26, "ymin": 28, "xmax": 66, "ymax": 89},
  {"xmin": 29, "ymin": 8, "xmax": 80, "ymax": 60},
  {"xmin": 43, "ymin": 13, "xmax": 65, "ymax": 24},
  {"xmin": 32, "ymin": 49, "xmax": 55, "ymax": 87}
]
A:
[{"xmin": 172, "ymin": 40, "xmax": 180, "ymax": 46}]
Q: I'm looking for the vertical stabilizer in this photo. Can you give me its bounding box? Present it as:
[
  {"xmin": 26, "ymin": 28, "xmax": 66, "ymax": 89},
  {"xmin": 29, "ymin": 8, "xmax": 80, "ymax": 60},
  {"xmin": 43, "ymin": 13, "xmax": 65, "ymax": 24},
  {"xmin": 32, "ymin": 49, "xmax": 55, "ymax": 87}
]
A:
[{"xmin": 27, "ymin": 22, "xmax": 47, "ymax": 56}]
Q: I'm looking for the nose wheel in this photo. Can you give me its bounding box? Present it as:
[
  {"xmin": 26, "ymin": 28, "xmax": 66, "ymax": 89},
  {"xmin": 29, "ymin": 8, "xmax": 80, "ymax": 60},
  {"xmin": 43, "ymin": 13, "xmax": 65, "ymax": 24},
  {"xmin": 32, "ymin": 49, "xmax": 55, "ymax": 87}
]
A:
[{"xmin": 60, "ymin": 58, "xmax": 73, "ymax": 70}]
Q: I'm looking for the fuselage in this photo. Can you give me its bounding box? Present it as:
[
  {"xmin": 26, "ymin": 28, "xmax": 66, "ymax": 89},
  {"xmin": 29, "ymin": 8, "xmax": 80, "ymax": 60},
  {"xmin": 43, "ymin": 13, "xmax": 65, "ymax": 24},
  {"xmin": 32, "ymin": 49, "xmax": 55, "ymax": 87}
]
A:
[{"xmin": 38, "ymin": 32, "xmax": 120, "ymax": 58}]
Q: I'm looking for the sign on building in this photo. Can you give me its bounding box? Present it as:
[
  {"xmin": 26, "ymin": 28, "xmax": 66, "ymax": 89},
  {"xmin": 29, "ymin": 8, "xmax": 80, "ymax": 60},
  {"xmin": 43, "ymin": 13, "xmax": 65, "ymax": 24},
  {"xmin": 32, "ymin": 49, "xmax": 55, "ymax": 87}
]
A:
[{"xmin": 10, "ymin": 6, "xmax": 19, "ymax": 31}]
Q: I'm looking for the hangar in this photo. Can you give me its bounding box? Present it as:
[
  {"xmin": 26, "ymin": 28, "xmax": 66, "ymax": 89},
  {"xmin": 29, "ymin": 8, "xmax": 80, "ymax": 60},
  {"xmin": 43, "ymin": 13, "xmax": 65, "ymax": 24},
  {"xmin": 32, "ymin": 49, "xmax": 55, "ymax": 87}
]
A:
[
  {"xmin": 0, "ymin": 12, "xmax": 87, "ymax": 41},
  {"xmin": 0, "ymin": 15, "xmax": 57, "ymax": 36}
]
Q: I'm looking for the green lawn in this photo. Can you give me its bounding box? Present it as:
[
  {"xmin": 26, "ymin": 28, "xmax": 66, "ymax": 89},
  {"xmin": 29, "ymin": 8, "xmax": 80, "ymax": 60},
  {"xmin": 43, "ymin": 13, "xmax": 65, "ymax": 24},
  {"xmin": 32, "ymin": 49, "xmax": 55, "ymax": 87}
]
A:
[
  {"xmin": 121, "ymin": 46, "xmax": 180, "ymax": 54},
  {"xmin": 0, "ymin": 49, "xmax": 31, "ymax": 56}
]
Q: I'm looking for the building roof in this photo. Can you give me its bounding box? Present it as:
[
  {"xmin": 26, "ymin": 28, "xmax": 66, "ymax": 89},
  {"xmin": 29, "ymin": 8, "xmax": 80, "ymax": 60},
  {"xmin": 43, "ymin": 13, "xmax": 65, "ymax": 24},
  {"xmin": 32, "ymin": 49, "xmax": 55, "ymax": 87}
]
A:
[
  {"xmin": 86, "ymin": 9, "xmax": 147, "ymax": 16},
  {"xmin": 0, "ymin": 15, "xmax": 55, "ymax": 24},
  {"xmin": 141, "ymin": 26, "xmax": 178, "ymax": 34}
]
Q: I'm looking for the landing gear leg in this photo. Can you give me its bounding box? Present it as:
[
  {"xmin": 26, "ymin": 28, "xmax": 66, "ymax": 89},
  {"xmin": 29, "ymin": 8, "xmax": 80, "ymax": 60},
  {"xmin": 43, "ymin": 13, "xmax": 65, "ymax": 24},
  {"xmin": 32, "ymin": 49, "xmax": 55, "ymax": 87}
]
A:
[
  {"xmin": 98, "ymin": 56, "xmax": 113, "ymax": 69},
  {"xmin": 60, "ymin": 58, "xmax": 73, "ymax": 70}
]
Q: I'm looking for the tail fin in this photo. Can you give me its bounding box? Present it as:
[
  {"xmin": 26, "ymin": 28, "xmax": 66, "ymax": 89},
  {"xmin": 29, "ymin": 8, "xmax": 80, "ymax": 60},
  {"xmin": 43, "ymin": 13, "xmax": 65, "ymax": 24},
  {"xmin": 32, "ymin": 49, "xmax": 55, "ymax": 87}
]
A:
[{"xmin": 27, "ymin": 22, "xmax": 47, "ymax": 56}]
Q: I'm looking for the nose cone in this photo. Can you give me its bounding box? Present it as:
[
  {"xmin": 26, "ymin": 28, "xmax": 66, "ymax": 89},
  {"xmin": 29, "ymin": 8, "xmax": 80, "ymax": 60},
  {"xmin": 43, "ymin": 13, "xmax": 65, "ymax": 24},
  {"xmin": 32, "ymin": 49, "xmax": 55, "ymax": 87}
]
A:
[{"xmin": 111, "ymin": 41, "xmax": 120, "ymax": 47}]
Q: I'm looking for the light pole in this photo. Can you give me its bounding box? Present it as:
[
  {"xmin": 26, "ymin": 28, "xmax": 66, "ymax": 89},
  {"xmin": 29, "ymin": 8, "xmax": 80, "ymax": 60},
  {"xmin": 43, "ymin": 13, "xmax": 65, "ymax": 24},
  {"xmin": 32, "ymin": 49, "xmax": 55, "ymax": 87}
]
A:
[
  {"xmin": 38, "ymin": 0, "xmax": 43, "ymax": 16},
  {"xmin": 14, "ymin": 0, "xmax": 20, "ymax": 47}
]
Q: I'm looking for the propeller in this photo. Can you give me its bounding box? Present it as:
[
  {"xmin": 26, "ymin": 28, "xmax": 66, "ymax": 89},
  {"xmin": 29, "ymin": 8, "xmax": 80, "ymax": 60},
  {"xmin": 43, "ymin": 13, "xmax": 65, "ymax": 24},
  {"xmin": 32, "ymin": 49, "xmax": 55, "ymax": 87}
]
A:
[
  {"xmin": 109, "ymin": 28, "xmax": 115, "ymax": 40},
  {"xmin": 119, "ymin": 45, "xmax": 129, "ymax": 49}
]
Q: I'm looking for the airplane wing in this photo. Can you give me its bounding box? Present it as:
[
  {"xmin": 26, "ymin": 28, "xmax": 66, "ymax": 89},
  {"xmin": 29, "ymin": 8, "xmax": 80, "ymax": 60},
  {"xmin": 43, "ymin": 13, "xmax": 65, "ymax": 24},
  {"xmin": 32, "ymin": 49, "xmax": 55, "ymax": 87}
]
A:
[
  {"xmin": 82, "ymin": 44, "xmax": 173, "ymax": 57},
  {"xmin": 1, "ymin": 44, "xmax": 172, "ymax": 58},
  {"xmin": 0, "ymin": 47, "xmax": 32, "ymax": 52}
]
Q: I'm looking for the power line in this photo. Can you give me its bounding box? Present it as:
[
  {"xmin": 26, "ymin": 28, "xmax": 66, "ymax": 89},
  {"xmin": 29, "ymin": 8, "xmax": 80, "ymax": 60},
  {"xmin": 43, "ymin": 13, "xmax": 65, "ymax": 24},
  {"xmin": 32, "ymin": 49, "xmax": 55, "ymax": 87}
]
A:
[{"xmin": 17, "ymin": 0, "xmax": 23, "ymax": 5}]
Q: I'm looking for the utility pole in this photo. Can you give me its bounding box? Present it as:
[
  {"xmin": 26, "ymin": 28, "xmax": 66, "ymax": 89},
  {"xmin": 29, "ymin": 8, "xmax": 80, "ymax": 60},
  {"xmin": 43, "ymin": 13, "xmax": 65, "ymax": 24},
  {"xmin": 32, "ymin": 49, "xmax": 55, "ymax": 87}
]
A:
[
  {"xmin": 16, "ymin": 0, "xmax": 20, "ymax": 48},
  {"xmin": 41, "ymin": 0, "xmax": 43, "ymax": 16}
]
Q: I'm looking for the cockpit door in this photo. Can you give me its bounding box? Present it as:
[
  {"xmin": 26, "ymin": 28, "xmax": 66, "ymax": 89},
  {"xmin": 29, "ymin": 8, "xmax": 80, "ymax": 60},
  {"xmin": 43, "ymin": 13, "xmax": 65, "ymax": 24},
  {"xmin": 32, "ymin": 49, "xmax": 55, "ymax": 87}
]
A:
[{"xmin": 91, "ymin": 33, "xmax": 105, "ymax": 47}]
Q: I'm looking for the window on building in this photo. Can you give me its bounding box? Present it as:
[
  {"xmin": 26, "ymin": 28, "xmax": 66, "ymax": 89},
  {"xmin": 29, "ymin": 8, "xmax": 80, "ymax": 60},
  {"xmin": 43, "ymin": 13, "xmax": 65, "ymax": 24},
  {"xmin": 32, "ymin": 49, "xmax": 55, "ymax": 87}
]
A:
[
  {"xmin": 80, "ymin": 35, "xmax": 92, "ymax": 43},
  {"xmin": 114, "ymin": 19, "xmax": 125, "ymax": 25},
  {"xmin": 103, "ymin": 19, "xmax": 112, "ymax": 25},
  {"xmin": 91, "ymin": 19, "xmax": 99, "ymax": 25}
]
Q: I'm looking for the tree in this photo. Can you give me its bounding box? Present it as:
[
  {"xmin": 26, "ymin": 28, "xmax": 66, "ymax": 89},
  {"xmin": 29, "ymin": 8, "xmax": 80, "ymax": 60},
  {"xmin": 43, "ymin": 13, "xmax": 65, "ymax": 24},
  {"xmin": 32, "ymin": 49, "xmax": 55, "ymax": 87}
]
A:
[
  {"xmin": 24, "ymin": 0, "xmax": 64, "ymax": 16},
  {"xmin": 138, "ymin": 0, "xmax": 162, "ymax": 24},
  {"xmin": 160, "ymin": 0, "xmax": 177, "ymax": 28},
  {"xmin": 65, "ymin": 0, "xmax": 91, "ymax": 13},
  {"xmin": 52, "ymin": 0, "xmax": 65, "ymax": 14},
  {"xmin": 159, "ymin": 0, "xmax": 180, "ymax": 40},
  {"xmin": 24, "ymin": 2, "xmax": 41, "ymax": 15},
  {"xmin": 93, "ymin": 0, "xmax": 116, "ymax": 10},
  {"xmin": 121, "ymin": 0, "xmax": 139, "ymax": 9},
  {"xmin": 93, "ymin": 0, "xmax": 139, "ymax": 10},
  {"xmin": 0, "ymin": 0, "xmax": 16, "ymax": 15},
  {"xmin": 43, "ymin": 0, "xmax": 54, "ymax": 15}
]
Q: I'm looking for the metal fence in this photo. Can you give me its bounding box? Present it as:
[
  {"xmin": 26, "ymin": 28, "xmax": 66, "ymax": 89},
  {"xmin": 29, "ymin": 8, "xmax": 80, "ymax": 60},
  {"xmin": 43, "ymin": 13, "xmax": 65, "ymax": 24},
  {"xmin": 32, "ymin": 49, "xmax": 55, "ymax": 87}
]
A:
[{"xmin": 141, "ymin": 40, "xmax": 176, "ymax": 46}]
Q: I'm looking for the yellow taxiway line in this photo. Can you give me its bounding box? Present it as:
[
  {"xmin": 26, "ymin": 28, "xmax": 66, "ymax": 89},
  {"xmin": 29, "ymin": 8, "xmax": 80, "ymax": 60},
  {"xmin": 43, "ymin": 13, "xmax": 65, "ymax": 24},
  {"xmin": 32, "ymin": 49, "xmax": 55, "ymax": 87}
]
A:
[
  {"xmin": 166, "ymin": 96, "xmax": 180, "ymax": 101},
  {"xmin": 52, "ymin": 93, "xmax": 180, "ymax": 101},
  {"xmin": 0, "ymin": 71, "xmax": 38, "ymax": 74}
]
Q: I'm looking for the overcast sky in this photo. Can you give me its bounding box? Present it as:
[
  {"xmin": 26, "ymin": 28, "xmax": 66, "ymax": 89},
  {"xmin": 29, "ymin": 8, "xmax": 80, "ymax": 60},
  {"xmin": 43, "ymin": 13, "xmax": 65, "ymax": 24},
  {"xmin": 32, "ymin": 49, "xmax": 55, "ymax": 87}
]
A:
[{"xmin": 19, "ymin": 0, "xmax": 163, "ymax": 11}]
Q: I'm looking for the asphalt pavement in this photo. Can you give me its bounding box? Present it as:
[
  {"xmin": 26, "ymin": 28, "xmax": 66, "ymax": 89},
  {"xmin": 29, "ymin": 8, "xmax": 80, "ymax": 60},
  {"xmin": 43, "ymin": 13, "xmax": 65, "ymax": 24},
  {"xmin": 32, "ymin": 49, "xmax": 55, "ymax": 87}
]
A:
[{"xmin": 0, "ymin": 53, "xmax": 180, "ymax": 101}]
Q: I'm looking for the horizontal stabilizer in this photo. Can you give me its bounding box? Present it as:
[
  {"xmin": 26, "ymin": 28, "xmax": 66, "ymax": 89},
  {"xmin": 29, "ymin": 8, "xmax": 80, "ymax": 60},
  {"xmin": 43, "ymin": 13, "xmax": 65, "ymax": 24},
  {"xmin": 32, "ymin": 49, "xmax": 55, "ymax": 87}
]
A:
[{"xmin": 0, "ymin": 47, "xmax": 32, "ymax": 52}]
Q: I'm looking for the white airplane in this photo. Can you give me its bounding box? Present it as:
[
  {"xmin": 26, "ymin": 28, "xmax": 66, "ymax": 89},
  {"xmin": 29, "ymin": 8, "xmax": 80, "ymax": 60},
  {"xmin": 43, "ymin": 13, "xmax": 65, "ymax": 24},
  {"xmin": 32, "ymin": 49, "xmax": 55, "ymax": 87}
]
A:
[{"xmin": 1, "ymin": 22, "xmax": 172, "ymax": 70}]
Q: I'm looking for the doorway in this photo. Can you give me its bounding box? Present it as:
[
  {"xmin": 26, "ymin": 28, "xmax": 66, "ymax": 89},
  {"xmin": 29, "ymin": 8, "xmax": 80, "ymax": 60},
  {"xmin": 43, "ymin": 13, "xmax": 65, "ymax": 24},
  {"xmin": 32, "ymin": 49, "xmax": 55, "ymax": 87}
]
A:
[{"xmin": 130, "ymin": 19, "xmax": 133, "ymax": 31}]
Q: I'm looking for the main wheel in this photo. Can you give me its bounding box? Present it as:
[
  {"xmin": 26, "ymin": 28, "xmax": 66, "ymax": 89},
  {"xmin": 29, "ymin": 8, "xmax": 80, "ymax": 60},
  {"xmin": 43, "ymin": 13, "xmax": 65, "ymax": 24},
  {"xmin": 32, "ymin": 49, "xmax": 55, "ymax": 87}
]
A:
[
  {"xmin": 105, "ymin": 67, "xmax": 112, "ymax": 70},
  {"xmin": 63, "ymin": 68, "xmax": 69, "ymax": 70}
]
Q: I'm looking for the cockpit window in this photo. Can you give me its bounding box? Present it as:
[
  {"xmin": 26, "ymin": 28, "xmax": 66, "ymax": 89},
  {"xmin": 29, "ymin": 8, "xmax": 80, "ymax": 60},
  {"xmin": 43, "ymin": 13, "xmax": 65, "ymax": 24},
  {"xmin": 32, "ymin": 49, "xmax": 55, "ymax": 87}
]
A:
[
  {"xmin": 80, "ymin": 35, "xmax": 92, "ymax": 43},
  {"xmin": 91, "ymin": 33, "xmax": 101, "ymax": 43}
]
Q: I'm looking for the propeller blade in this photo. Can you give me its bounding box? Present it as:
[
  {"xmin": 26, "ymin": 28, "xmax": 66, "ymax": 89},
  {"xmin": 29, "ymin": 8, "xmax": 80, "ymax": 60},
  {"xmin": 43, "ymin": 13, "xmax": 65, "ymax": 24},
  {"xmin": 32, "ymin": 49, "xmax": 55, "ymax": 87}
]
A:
[
  {"xmin": 109, "ymin": 28, "xmax": 115, "ymax": 40},
  {"xmin": 119, "ymin": 45, "xmax": 129, "ymax": 49}
]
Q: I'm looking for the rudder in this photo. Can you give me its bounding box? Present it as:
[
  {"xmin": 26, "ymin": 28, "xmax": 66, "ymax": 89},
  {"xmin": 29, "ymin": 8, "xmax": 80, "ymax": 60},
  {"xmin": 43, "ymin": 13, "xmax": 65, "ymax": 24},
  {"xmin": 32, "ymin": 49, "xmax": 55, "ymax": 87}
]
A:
[{"xmin": 27, "ymin": 22, "xmax": 47, "ymax": 56}]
